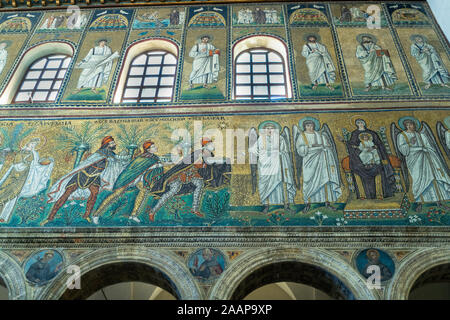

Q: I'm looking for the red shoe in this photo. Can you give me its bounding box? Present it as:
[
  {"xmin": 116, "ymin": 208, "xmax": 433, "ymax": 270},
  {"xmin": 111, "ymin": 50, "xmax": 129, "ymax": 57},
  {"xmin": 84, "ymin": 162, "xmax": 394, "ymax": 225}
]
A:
[
  {"xmin": 148, "ymin": 211, "xmax": 155, "ymax": 222},
  {"xmin": 191, "ymin": 210, "xmax": 204, "ymax": 218}
]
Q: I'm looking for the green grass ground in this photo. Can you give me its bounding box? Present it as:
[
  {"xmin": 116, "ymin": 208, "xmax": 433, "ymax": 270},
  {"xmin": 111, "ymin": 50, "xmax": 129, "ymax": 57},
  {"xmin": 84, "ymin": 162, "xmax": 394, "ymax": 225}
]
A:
[
  {"xmin": 180, "ymin": 85, "xmax": 225, "ymax": 101},
  {"xmin": 352, "ymin": 82, "xmax": 412, "ymax": 96},
  {"xmin": 299, "ymin": 83, "xmax": 344, "ymax": 97},
  {"xmin": 65, "ymin": 88, "xmax": 107, "ymax": 101}
]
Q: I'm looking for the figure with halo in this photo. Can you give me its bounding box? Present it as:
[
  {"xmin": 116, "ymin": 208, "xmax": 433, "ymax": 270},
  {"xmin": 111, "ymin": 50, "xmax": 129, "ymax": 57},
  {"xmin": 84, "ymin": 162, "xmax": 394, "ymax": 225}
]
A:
[
  {"xmin": 0, "ymin": 40, "xmax": 11, "ymax": 75},
  {"xmin": 356, "ymin": 33, "xmax": 397, "ymax": 91},
  {"xmin": 410, "ymin": 34, "xmax": 449, "ymax": 90},
  {"xmin": 248, "ymin": 121, "xmax": 296, "ymax": 214},
  {"xmin": 436, "ymin": 116, "xmax": 450, "ymax": 158},
  {"xmin": 188, "ymin": 35, "xmax": 220, "ymax": 90},
  {"xmin": 301, "ymin": 33, "xmax": 336, "ymax": 91},
  {"xmin": 0, "ymin": 137, "xmax": 54, "ymax": 223},
  {"xmin": 293, "ymin": 117, "xmax": 342, "ymax": 213},
  {"xmin": 391, "ymin": 117, "xmax": 450, "ymax": 212}
]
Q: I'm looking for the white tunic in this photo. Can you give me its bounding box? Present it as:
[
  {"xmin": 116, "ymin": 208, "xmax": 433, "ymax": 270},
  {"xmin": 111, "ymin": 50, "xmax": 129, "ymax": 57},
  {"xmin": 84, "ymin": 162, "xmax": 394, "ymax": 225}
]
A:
[
  {"xmin": 302, "ymin": 42, "xmax": 336, "ymax": 84},
  {"xmin": 397, "ymin": 131, "xmax": 450, "ymax": 202},
  {"xmin": 77, "ymin": 45, "xmax": 114, "ymax": 89},
  {"xmin": 249, "ymin": 134, "xmax": 296, "ymax": 205},
  {"xmin": 189, "ymin": 42, "xmax": 220, "ymax": 85},
  {"xmin": 295, "ymin": 131, "xmax": 342, "ymax": 203},
  {"xmin": 0, "ymin": 48, "xmax": 7, "ymax": 75},
  {"xmin": 411, "ymin": 42, "xmax": 449, "ymax": 85},
  {"xmin": 356, "ymin": 42, "xmax": 397, "ymax": 87}
]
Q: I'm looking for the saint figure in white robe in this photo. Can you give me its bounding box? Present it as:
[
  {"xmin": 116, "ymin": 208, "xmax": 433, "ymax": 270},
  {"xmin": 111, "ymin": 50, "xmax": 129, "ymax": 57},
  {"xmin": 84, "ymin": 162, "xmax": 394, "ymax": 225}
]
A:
[
  {"xmin": 0, "ymin": 41, "xmax": 8, "ymax": 75},
  {"xmin": 249, "ymin": 123, "xmax": 296, "ymax": 213},
  {"xmin": 396, "ymin": 119, "xmax": 450, "ymax": 211},
  {"xmin": 410, "ymin": 35, "xmax": 449, "ymax": 89},
  {"xmin": 302, "ymin": 35, "xmax": 336, "ymax": 90},
  {"xmin": 188, "ymin": 35, "xmax": 220, "ymax": 89},
  {"xmin": 294, "ymin": 120, "xmax": 342, "ymax": 213},
  {"xmin": 356, "ymin": 34, "xmax": 397, "ymax": 91}
]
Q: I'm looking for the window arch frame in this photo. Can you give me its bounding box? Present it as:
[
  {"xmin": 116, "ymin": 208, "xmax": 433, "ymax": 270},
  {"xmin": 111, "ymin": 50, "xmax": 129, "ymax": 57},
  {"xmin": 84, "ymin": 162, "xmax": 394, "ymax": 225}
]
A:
[
  {"xmin": 121, "ymin": 49, "xmax": 178, "ymax": 104},
  {"xmin": 12, "ymin": 54, "xmax": 72, "ymax": 104},
  {"xmin": 113, "ymin": 38, "xmax": 179, "ymax": 104},
  {"xmin": 0, "ymin": 41, "xmax": 74, "ymax": 105},
  {"xmin": 232, "ymin": 35, "xmax": 293, "ymax": 101},
  {"xmin": 234, "ymin": 47, "xmax": 289, "ymax": 100}
]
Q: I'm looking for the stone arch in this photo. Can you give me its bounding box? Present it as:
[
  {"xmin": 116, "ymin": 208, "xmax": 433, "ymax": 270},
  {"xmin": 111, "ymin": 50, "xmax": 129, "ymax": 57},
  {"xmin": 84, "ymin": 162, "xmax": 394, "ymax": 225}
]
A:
[
  {"xmin": 0, "ymin": 40, "xmax": 75, "ymax": 104},
  {"xmin": 0, "ymin": 250, "xmax": 28, "ymax": 300},
  {"xmin": 36, "ymin": 247, "xmax": 202, "ymax": 300},
  {"xmin": 209, "ymin": 247, "xmax": 377, "ymax": 300},
  {"xmin": 386, "ymin": 247, "xmax": 450, "ymax": 300}
]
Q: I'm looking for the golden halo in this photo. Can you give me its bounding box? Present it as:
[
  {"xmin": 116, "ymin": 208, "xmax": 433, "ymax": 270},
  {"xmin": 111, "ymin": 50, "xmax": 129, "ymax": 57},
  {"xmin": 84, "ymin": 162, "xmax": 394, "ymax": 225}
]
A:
[
  {"xmin": 20, "ymin": 135, "xmax": 47, "ymax": 151},
  {"xmin": 350, "ymin": 115, "xmax": 370, "ymax": 128}
]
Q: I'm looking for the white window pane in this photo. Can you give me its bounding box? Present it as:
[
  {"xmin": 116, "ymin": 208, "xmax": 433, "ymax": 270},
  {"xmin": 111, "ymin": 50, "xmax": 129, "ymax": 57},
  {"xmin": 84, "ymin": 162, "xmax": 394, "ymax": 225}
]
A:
[
  {"xmin": 26, "ymin": 71, "xmax": 42, "ymax": 79},
  {"xmin": 254, "ymin": 85, "xmax": 269, "ymax": 95},
  {"xmin": 15, "ymin": 92, "xmax": 31, "ymax": 102},
  {"xmin": 42, "ymin": 70, "xmax": 58, "ymax": 79},
  {"xmin": 270, "ymin": 85, "xmax": 286, "ymax": 95},
  {"xmin": 251, "ymin": 49, "xmax": 268, "ymax": 53},
  {"xmin": 149, "ymin": 51, "xmax": 165, "ymax": 55},
  {"xmin": 48, "ymin": 91, "xmax": 58, "ymax": 101},
  {"xmin": 162, "ymin": 66, "xmax": 176, "ymax": 75},
  {"xmin": 37, "ymin": 80, "xmax": 53, "ymax": 90},
  {"xmin": 268, "ymin": 52, "xmax": 282, "ymax": 62},
  {"xmin": 146, "ymin": 67, "xmax": 161, "ymax": 75},
  {"xmin": 157, "ymin": 87, "xmax": 173, "ymax": 98},
  {"xmin": 53, "ymin": 81, "xmax": 62, "ymax": 90},
  {"xmin": 47, "ymin": 59, "xmax": 62, "ymax": 69},
  {"xmin": 33, "ymin": 91, "xmax": 48, "ymax": 101},
  {"xmin": 140, "ymin": 99, "xmax": 155, "ymax": 103},
  {"xmin": 31, "ymin": 59, "xmax": 47, "ymax": 69},
  {"xmin": 141, "ymin": 88, "xmax": 157, "ymax": 98},
  {"xmin": 236, "ymin": 52, "xmax": 250, "ymax": 63},
  {"xmin": 236, "ymin": 85, "xmax": 251, "ymax": 96},
  {"xmin": 122, "ymin": 99, "xmax": 138, "ymax": 103},
  {"xmin": 236, "ymin": 64, "xmax": 250, "ymax": 73},
  {"xmin": 237, "ymin": 96, "xmax": 251, "ymax": 100},
  {"xmin": 269, "ymin": 74, "xmax": 285, "ymax": 84},
  {"xmin": 157, "ymin": 98, "xmax": 171, "ymax": 102},
  {"xmin": 62, "ymin": 58, "xmax": 71, "ymax": 68},
  {"xmin": 143, "ymin": 77, "xmax": 159, "ymax": 86},
  {"xmin": 160, "ymin": 77, "xmax": 174, "ymax": 86},
  {"xmin": 236, "ymin": 75, "xmax": 251, "ymax": 84},
  {"xmin": 126, "ymin": 77, "xmax": 142, "ymax": 87},
  {"xmin": 21, "ymin": 81, "xmax": 36, "ymax": 90},
  {"xmin": 253, "ymin": 64, "xmax": 267, "ymax": 73},
  {"xmin": 253, "ymin": 75, "xmax": 268, "ymax": 84},
  {"xmin": 133, "ymin": 54, "xmax": 147, "ymax": 65},
  {"xmin": 164, "ymin": 54, "xmax": 177, "ymax": 64},
  {"xmin": 269, "ymin": 64, "xmax": 283, "ymax": 73},
  {"xmin": 123, "ymin": 88, "xmax": 140, "ymax": 98},
  {"xmin": 252, "ymin": 54, "xmax": 267, "ymax": 63},
  {"xmin": 58, "ymin": 70, "xmax": 67, "ymax": 79},
  {"xmin": 50, "ymin": 55, "xmax": 66, "ymax": 59},
  {"xmin": 130, "ymin": 67, "xmax": 145, "ymax": 76},
  {"xmin": 147, "ymin": 55, "xmax": 162, "ymax": 65}
]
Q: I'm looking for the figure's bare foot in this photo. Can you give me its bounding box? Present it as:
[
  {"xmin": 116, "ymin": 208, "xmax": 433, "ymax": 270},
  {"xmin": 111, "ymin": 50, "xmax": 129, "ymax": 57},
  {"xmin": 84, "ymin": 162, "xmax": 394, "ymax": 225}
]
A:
[
  {"xmin": 191, "ymin": 210, "xmax": 204, "ymax": 218},
  {"xmin": 326, "ymin": 84, "xmax": 335, "ymax": 91},
  {"xmin": 364, "ymin": 86, "xmax": 371, "ymax": 92},
  {"xmin": 312, "ymin": 84, "xmax": 318, "ymax": 90},
  {"xmin": 424, "ymin": 84, "xmax": 431, "ymax": 90},
  {"xmin": 441, "ymin": 84, "xmax": 450, "ymax": 88}
]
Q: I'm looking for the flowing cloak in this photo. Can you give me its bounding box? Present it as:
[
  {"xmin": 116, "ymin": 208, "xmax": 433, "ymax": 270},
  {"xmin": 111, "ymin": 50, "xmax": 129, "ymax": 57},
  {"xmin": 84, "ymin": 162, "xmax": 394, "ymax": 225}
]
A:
[
  {"xmin": 253, "ymin": 9, "xmax": 266, "ymax": 24},
  {"xmin": 0, "ymin": 48, "xmax": 7, "ymax": 75},
  {"xmin": 150, "ymin": 151, "xmax": 231, "ymax": 198},
  {"xmin": 302, "ymin": 42, "xmax": 336, "ymax": 84},
  {"xmin": 397, "ymin": 131, "xmax": 450, "ymax": 202},
  {"xmin": 347, "ymin": 128, "xmax": 396, "ymax": 199},
  {"xmin": 411, "ymin": 42, "xmax": 449, "ymax": 84},
  {"xmin": 0, "ymin": 149, "xmax": 54, "ymax": 222},
  {"xmin": 356, "ymin": 42, "xmax": 397, "ymax": 87},
  {"xmin": 113, "ymin": 153, "xmax": 163, "ymax": 190},
  {"xmin": 76, "ymin": 45, "xmax": 114, "ymax": 89},
  {"xmin": 295, "ymin": 131, "xmax": 342, "ymax": 203},
  {"xmin": 362, "ymin": 262, "xmax": 392, "ymax": 281},
  {"xmin": 189, "ymin": 42, "xmax": 220, "ymax": 85},
  {"xmin": 169, "ymin": 11, "xmax": 179, "ymax": 25},
  {"xmin": 249, "ymin": 134, "xmax": 296, "ymax": 204},
  {"xmin": 47, "ymin": 149, "xmax": 128, "ymax": 203}
]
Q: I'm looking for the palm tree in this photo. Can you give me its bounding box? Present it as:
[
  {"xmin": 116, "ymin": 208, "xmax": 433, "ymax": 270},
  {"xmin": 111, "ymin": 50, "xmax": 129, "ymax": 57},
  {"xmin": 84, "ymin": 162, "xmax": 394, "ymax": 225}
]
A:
[
  {"xmin": 56, "ymin": 122, "xmax": 109, "ymax": 168},
  {"xmin": 0, "ymin": 123, "xmax": 34, "ymax": 167},
  {"xmin": 116, "ymin": 123, "xmax": 158, "ymax": 158}
]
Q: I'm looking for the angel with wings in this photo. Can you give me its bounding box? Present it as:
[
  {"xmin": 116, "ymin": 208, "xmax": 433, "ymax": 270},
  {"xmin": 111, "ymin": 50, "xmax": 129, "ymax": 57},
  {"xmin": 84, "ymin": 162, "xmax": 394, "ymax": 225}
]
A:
[
  {"xmin": 391, "ymin": 117, "xmax": 450, "ymax": 212},
  {"xmin": 248, "ymin": 121, "xmax": 296, "ymax": 214},
  {"xmin": 436, "ymin": 116, "xmax": 450, "ymax": 159},
  {"xmin": 293, "ymin": 117, "xmax": 343, "ymax": 213}
]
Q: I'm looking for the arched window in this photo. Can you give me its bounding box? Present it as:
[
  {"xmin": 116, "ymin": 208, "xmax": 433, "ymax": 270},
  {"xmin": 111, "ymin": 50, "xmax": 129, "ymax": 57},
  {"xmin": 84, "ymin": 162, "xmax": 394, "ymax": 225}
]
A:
[
  {"xmin": 232, "ymin": 36, "xmax": 292, "ymax": 100},
  {"xmin": 121, "ymin": 50, "xmax": 177, "ymax": 103},
  {"xmin": 13, "ymin": 54, "xmax": 71, "ymax": 103},
  {"xmin": 235, "ymin": 48, "xmax": 288, "ymax": 100}
]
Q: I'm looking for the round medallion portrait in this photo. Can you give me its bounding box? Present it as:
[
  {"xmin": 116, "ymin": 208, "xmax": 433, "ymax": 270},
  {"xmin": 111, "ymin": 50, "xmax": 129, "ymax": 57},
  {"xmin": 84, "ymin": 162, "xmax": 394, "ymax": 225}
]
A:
[
  {"xmin": 24, "ymin": 249, "xmax": 64, "ymax": 286},
  {"xmin": 355, "ymin": 248, "xmax": 395, "ymax": 282},
  {"xmin": 187, "ymin": 248, "xmax": 226, "ymax": 282}
]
